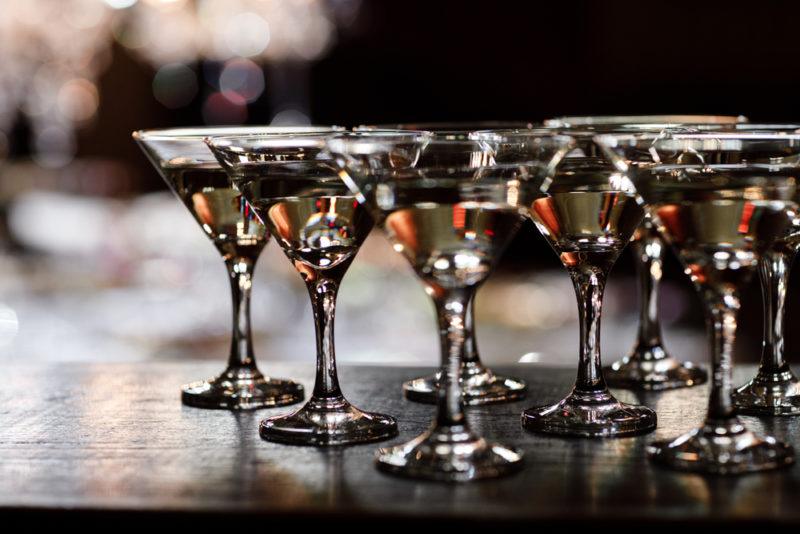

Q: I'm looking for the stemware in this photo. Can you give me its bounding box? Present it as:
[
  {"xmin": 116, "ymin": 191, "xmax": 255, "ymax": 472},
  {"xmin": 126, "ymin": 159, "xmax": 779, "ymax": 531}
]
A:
[
  {"xmin": 476, "ymin": 129, "xmax": 657, "ymax": 437},
  {"xmin": 544, "ymin": 115, "xmax": 748, "ymax": 391},
  {"xmin": 728, "ymin": 124, "xmax": 800, "ymax": 415},
  {"xmin": 733, "ymin": 235, "xmax": 800, "ymax": 415},
  {"xmin": 328, "ymin": 131, "xmax": 573, "ymax": 480},
  {"xmin": 597, "ymin": 131, "xmax": 799, "ymax": 473},
  {"xmin": 133, "ymin": 127, "xmax": 338, "ymax": 409},
  {"xmin": 207, "ymin": 133, "xmax": 397, "ymax": 446},
  {"xmin": 359, "ymin": 122, "xmax": 534, "ymax": 406}
]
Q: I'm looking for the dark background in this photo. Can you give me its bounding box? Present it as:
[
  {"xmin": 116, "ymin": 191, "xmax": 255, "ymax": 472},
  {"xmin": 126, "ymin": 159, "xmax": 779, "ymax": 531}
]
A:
[
  {"xmin": 59, "ymin": 0, "xmax": 800, "ymax": 189},
  {"xmin": 7, "ymin": 0, "xmax": 800, "ymax": 360}
]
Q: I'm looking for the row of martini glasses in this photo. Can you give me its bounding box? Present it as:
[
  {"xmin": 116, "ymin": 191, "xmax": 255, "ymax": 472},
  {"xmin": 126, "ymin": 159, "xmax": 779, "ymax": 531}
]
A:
[{"xmin": 133, "ymin": 117, "xmax": 800, "ymax": 482}]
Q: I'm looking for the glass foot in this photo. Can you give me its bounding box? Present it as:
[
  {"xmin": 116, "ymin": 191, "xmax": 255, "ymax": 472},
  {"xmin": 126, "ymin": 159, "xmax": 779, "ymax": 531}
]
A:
[
  {"xmin": 604, "ymin": 350, "xmax": 707, "ymax": 391},
  {"xmin": 259, "ymin": 395, "xmax": 397, "ymax": 446},
  {"xmin": 181, "ymin": 366, "xmax": 304, "ymax": 410},
  {"xmin": 733, "ymin": 367, "xmax": 800, "ymax": 416},
  {"xmin": 376, "ymin": 425, "xmax": 524, "ymax": 482},
  {"xmin": 648, "ymin": 418, "xmax": 794, "ymax": 474},
  {"xmin": 403, "ymin": 361, "xmax": 527, "ymax": 406},
  {"xmin": 521, "ymin": 389, "xmax": 657, "ymax": 437}
]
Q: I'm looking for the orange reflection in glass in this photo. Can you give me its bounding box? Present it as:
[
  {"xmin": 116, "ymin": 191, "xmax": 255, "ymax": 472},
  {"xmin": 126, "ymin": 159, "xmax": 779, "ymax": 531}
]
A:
[
  {"xmin": 385, "ymin": 210, "xmax": 419, "ymax": 253},
  {"xmin": 738, "ymin": 202, "xmax": 755, "ymax": 234},
  {"xmin": 655, "ymin": 205, "xmax": 684, "ymax": 243},
  {"xmin": 267, "ymin": 203, "xmax": 293, "ymax": 241},
  {"xmin": 531, "ymin": 198, "xmax": 560, "ymax": 238},
  {"xmin": 191, "ymin": 192, "xmax": 215, "ymax": 226}
]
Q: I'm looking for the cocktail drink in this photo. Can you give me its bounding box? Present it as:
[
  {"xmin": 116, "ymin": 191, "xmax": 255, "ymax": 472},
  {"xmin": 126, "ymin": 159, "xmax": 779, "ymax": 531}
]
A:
[
  {"xmin": 597, "ymin": 131, "xmax": 798, "ymax": 473},
  {"xmin": 133, "ymin": 127, "xmax": 335, "ymax": 409},
  {"xmin": 543, "ymin": 115, "xmax": 747, "ymax": 391},
  {"xmin": 357, "ymin": 122, "xmax": 535, "ymax": 406},
  {"xmin": 476, "ymin": 129, "xmax": 657, "ymax": 437},
  {"xmin": 207, "ymin": 133, "xmax": 397, "ymax": 446},
  {"xmin": 725, "ymin": 125, "xmax": 800, "ymax": 415},
  {"xmin": 329, "ymin": 131, "xmax": 572, "ymax": 481}
]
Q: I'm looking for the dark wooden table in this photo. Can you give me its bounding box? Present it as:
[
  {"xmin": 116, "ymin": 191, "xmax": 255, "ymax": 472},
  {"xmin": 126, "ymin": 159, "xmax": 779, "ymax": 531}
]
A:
[{"xmin": 2, "ymin": 361, "xmax": 799, "ymax": 526}]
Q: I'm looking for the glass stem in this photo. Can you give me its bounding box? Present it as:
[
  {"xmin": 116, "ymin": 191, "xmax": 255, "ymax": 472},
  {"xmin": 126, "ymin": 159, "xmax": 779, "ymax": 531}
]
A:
[
  {"xmin": 569, "ymin": 265, "xmax": 610, "ymax": 394},
  {"xmin": 225, "ymin": 256, "xmax": 257, "ymax": 371},
  {"xmin": 633, "ymin": 228, "xmax": 666, "ymax": 359},
  {"xmin": 758, "ymin": 249, "xmax": 793, "ymax": 375},
  {"xmin": 462, "ymin": 294, "xmax": 480, "ymax": 365},
  {"xmin": 433, "ymin": 289, "xmax": 472, "ymax": 429},
  {"xmin": 705, "ymin": 297, "xmax": 739, "ymax": 422},
  {"xmin": 306, "ymin": 276, "xmax": 344, "ymax": 400}
]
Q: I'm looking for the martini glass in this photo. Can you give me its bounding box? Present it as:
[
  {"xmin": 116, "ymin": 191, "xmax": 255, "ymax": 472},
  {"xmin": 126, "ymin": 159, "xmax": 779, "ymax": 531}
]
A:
[
  {"xmin": 328, "ymin": 131, "xmax": 572, "ymax": 481},
  {"xmin": 359, "ymin": 122, "xmax": 533, "ymax": 406},
  {"xmin": 207, "ymin": 133, "xmax": 397, "ymax": 446},
  {"xmin": 726, "ymin": 125, "xmax": 800, "ymax": 415},
  {"xmin": 544, "ymin": 115, "xmax": 748, "ymax": 391},
  {"xmin": 476, "ymin": 129, "xmax": 657, "ymax": 437},
  {"xmin": 597, "ymin": 131, "xmax": 798, "ymax": 473},
  {"xmin": 733, "ymin": 235, "xmax": 800, "ymax": 415},
  {"xmin": 133, "ymin": 127, "xmax": 337, "ymax": 409}
]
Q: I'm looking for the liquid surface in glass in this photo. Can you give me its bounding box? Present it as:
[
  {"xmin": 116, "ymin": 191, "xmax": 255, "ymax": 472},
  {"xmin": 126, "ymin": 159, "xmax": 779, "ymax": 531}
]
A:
[
  {"xmin": 528, "ymin": 190, "xmax": 644, "ymax": 270},
  {"xmin": 638, "ymin": 166, "xmax": 799, "ymax": 295},
  {"xmin": 162, "ymin": 159, "xmax": 268, "ymax": 260},
  {"xmin": 236, "ymin": 171, "xmax": 373, "ymax": 281},
  {"xmin": 375, "ymin": 177, "xmax": 525, "ymax": 291}
]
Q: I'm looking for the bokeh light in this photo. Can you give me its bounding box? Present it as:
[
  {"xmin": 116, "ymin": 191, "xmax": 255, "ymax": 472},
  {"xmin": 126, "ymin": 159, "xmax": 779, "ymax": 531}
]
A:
[
  {"xmin": 57, "ymin": 78, "xmax": 100, "ymax": 123},
  {"xmin": 223, "ymin": 12, "xmax": 271, "ymax": 58},
  {"xmin": 0, "ymin": 0, "xmax": 113, "ymax": 164},
  {"xmin": 219, "ymin": 58, "xmax": 264, "ymax": 104},
  {"xmin": 0, "ymin": 0, "xmax": 362, "ymax": 166},
  {"xmin": 152, "ymin": 63, "xmax": 198, "ymax": 108},
  {"xmin": 31, "ymin": 125, "xmax": 77, "ymax": 168},
  {"xmin": 202, "ymin": 92, "xmax": 247, "ymax": 125},
  {"xmin": 104, "ymin": 0, "xmax": 138, "ymax": 9},
  {"xmin": 271, "ymin": 108, "xmax": 311, "ymax": 126}
]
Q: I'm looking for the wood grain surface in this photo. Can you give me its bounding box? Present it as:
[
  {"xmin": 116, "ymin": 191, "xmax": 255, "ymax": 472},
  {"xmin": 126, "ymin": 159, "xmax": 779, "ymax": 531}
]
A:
[{"xmin": 1, "ymin": 362, "xmax": 798, "ymax": 525}]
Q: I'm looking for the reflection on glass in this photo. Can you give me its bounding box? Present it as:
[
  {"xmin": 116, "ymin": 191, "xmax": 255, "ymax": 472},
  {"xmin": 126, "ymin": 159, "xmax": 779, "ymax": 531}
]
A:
[
  {"xmin": 133, "ymin": 127, "xmax": 337, "ymax": 409},
  {"xmin": 478, "ymin": 131, "xmax": 656, "ymax": 437},
  {"xmin": 329, "ymin": 131, "xmax": 571, "ymax": 481},
  {"xmin": 208, "ymin": 133, "xmax": 397, "ymax": 446},
  {"xmin": 544, "ymin": 115, "xmax": 749, "ymax": 391},
  {"xmin": 598, "ymin": 131, "xmax": 798, "ymax": 473},
  {"xmin": 358, "ymin": 122, "xmax": 534, "ymax": 406},
  {"xmin": 733, "ymin": 236, "xmax": 800, "ymax": 414}
]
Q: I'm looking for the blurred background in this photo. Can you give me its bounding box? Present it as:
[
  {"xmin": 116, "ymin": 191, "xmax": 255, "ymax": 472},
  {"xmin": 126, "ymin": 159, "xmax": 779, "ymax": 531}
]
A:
[{"xmin": 0, "ymin": 0, "xmax": 797, "ymax": 369}]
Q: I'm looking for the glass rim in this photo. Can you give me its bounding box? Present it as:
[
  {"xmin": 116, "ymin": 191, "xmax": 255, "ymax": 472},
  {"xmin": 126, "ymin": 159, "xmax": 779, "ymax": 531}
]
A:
[
  {"xmin": 544, "ymin": 114, "xmax": 747, "ymax": 127},
  {"xmin": 325, "ymin": 131, "xmax": 433, "ymax": 152},
  {"xmin": 594, "ymin": 132, "xmax": 800, "ymax": 147},
  {"xmin": 728, "ymin": 123, "xmax": 800, "ymax": 131},
  {"xmin": 468, "ymin": 129, "xmax": 576, "ymax": 145},
  {"xmin": 475, "ymin": 124, "xmax": 798, "ymax": 138},
  {"xmin": 329, "ymin": 132, "xmax": 572, "ymax": 175},
  {"xmin": 205, "ymin": 131, "xmax": 336, "ymax": 152},
  {"xmin": 132, "ymin": 125, "xmax": 343, "ymax": 142},
  {"xmin": 358, "ymin": 121, "xmax": 537, "ymax": 132}
]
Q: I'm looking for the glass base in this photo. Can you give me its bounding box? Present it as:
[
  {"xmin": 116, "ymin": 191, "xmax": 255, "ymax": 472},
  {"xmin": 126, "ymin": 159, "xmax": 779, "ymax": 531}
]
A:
[
  {"xmin": 403, "ymin": 361, "xmax": 527, "ymax": 406},
  {"xmin": 733, "ymin": 367, "xmax": 800, "ymax": 416},
  {"xmin": 375, "ymin": 424, "xmax": 524, "ymax": 482},
  {"xmin": 604, "ymin": 348, "xmax": 707, "ymax": 391},
  {"xmin": 648, "ymin": 418, "xmax": 794, "ymax": 474},
  {"xmin": 521, "ymin": 389, "xmax": 657, "ymax": 437},
  {"xmin": 181, "ymin": 366, "xmax": 304, "ymax": 410},
  {"xmin": 259, "ymin": 395, "xmax": 397, "ymax": 446}
]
